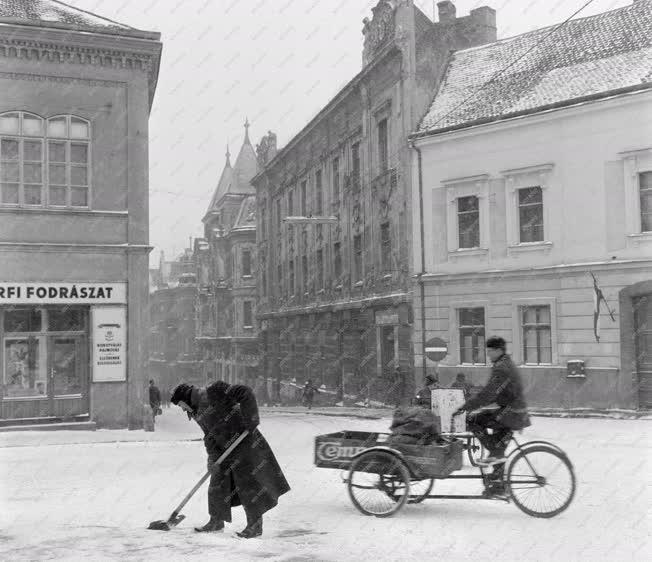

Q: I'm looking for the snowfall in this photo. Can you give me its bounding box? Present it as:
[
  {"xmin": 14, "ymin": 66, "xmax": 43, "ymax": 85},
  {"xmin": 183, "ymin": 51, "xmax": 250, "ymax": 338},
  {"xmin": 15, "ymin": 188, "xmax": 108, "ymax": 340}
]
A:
[{"xmin": 0, "ymin": 408, "xmax": 649, "ymax": 562}]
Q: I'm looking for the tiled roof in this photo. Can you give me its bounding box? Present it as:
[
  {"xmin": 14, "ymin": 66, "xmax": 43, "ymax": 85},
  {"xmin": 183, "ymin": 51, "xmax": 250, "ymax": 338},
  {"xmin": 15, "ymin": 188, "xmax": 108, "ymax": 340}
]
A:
[
  {"xmin": 204, "ymin": 129, "xmax": 258, "ymax": 218},
  {"xmin": 0, "ymin": 0, "xmax": 136, "ymax": 33},
  {"xmin": 417, "ymin": 1, "xmax": 652, "ymax": 137}
]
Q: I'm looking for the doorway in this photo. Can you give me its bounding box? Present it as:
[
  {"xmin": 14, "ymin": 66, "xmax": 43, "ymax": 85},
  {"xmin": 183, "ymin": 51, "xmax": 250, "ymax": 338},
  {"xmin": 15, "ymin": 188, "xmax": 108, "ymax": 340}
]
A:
[{"xmin": 634, "ymin": 294, "xmax": 652, "ymax": 409}]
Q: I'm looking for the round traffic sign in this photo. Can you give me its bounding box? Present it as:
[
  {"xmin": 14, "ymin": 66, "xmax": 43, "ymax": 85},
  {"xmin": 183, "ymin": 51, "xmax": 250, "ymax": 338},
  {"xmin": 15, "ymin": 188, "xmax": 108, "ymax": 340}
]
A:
[{"xmin": 425, "ymin": 337, "xmax": 448, "ymax": 362}]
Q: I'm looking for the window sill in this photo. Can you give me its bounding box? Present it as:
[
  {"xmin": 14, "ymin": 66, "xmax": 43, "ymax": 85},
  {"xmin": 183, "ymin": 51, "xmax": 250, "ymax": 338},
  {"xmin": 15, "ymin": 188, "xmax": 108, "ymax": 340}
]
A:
[
  {"xmin": 243, "ymin": 326, "xmax": 254, "ymax": 330},
  {"xmin": 448, "ymin": 247, "xmax": 488, "ymax": 260},
  {"xmin": 507, "ymin": 241, "xmax": 553, "ymax": 255},
  {"xmin": 242, "ymin": 275, "xmax": 253, "ymax": 279}
]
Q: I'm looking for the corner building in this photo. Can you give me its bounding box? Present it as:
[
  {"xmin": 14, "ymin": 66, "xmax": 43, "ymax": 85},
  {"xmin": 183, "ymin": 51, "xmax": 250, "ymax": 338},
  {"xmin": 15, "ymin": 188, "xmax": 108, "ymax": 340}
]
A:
[
  {"xmin": 0, "ymin": 2, "xmax": 161, "ymax": 428},
  {"xmin": 253, "ymin": 1, "xmax": 496, "ymax": 404}
]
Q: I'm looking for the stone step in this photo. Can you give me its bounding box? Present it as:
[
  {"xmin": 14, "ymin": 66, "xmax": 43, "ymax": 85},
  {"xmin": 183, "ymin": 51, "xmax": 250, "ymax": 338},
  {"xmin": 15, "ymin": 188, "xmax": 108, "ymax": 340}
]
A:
[{"xmin": 0, "ymin": 421, "xmax": 97, "ymax": 432}]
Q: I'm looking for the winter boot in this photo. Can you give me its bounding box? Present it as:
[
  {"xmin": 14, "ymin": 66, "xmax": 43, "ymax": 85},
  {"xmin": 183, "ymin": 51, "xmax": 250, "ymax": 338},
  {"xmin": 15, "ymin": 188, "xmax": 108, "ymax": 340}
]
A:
[
  {"xmin": 194, "ymin": 517, "xmax": 224, "ymax": 533},
  {"xmin": 237, "ymin": 517, "xmax": 263, "ymax": 539}
]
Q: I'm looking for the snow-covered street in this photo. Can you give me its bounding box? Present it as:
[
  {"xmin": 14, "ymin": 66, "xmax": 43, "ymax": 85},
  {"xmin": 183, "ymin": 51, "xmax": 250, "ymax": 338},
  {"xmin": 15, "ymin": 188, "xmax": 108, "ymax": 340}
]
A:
[{"xmin": 1, "ymin": 409, "xmax": 649, "ymax": 562}]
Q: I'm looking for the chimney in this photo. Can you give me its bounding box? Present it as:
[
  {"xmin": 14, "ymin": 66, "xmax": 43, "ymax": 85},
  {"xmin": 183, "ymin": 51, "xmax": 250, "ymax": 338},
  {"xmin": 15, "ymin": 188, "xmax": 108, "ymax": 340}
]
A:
[
  {"xmin": 437, "ymin": 1, "xmax": 456, "ymax": 23},
  {"xmin": 470, "ymin": 6, "xmax": 497, "ymax": 43}
]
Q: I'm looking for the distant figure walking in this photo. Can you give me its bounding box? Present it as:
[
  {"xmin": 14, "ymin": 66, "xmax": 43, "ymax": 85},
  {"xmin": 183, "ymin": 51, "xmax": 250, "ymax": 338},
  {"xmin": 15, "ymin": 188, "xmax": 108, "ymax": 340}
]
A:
[
  {"xmin": 451, "ymin": 372, "xmax": 473, "ymax": 400},
  {"xmin": 302, "ymin": 380, "xmax": 320, "ymax": 410},
  {"xmin": 149, "ymin": 379, "xmax": 162, "ymax": 422}
]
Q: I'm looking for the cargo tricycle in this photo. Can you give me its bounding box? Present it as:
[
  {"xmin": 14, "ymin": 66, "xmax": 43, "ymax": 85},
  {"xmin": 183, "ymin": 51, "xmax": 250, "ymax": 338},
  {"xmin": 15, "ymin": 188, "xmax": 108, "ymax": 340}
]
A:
[{"xmin": 314, "ymin": 413, "xmax": 575, "ymax": 519}]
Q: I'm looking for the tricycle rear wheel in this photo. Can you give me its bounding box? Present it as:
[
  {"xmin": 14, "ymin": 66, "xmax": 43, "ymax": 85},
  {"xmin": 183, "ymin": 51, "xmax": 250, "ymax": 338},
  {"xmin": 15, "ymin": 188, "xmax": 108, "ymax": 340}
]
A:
[{"xmin": 347, "ymin": 450, "xmax": 411, "ymax": 517}]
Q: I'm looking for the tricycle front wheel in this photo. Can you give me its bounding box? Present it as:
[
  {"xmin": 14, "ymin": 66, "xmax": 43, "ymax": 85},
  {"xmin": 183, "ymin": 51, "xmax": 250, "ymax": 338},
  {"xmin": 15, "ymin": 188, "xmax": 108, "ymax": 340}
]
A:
[
  {"xmin": 347, "ymin": 450, "xmax": 411, "ymax": 517},
  {"xmin": 507, "ymin": 444, "xmax": 576, "ymax": 518}
]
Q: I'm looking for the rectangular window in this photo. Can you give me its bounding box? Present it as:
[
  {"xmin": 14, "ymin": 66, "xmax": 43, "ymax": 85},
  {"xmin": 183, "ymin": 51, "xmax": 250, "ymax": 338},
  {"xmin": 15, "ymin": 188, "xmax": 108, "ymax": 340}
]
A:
[
  {"xmin": 332, "ymin": 157, "xmax": 340, "ymax": 204},
  {"xmin": 380, "ymin": 222, "xmax": 391, "ymax": 272},
  {"xmin": 289, "ymin": 260, "xmax": 295, "ymax": 295},
  {"xmin": 458, "ymin": 195, "xmax": 480, "ymax": 248},
  {"xmin": 521, "ymin": 305, "xmax": 552, "ymax": 364},
  {"xmin": 277, "ymin": 264, "xmax": 282, "ymax": 295},
  {"xmin": 301, "ymin": 255, "xmax": 308, "ymax": 293},
  {"xmin": 458, "ymin": 308, "xmax": 485, "ymax": 364},
  {"xmin": 276, "ymin": 198, "xmax": 282, "ymax": 229},
  {"xmin": 640, "ymin": 171, "xmax": 652, "ymax": 232},
  {"xmin": 518, "ymin": 186, "xmax": 544, "ymax": 242},
  {"xmin": 334, "ymin": 242, "xmax": 342, "ymax": 280},
  {"xmin": 351, "ymin": 142, "xmax": 361, "ymax": 193},
  {"xmin": 261, "ymin": 269, "xmax": 267, "ymax": 297},
  {"xmin": 0, "ymin": 138, "xmax": 19, "ymax": 204},
  {"xmin": 301, "ymin": 180, "xmax": 307, "ymax": 215},
  {"xmin": 260, "ymin": 205, "xmax": 266, "ymax": 239},
  {"xmin": 378, "ymin": 118, "xmax": 388, "ymax": 173},
  {"xmin": 241, "ymin": 248, "xmax": 252, "ymax": 277},
  {"xmin": 316, "ymin": 249, "xmax": 324, "ymax": 289},
  {"xmin": 353, "ymin": 234, "xmax": 363, "ymax": 282},
  {"xmin": 287, "ymin": 190, "xmax": 294, "ymax": 217},
  {"xmin": 315, "ymin": 169, "xmax": 323, "ymax": 215},
  {"xmin": 243, "ymin": 301, "xmax": 253, "ymax": 328}
]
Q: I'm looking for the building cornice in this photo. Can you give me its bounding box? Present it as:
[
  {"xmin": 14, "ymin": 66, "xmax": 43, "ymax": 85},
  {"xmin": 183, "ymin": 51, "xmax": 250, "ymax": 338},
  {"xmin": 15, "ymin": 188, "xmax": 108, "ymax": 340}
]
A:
[
  {"xmin": 0, "ymin": 23, "xmax": 162, "ymax": 109},
  {"xmin": 0, "ymin": 242, "xmax": 152, "ymax": 254},
  {"xmin": 417, "ymin": 259, "xmax": 652, "ymax": 283}
]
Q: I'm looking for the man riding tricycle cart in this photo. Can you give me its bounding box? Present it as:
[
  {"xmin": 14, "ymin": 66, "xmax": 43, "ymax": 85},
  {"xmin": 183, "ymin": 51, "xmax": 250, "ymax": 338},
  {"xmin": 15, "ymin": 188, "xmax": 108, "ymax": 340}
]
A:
[{"xmin": 314, "ymin": 337, "xmax": 576, "ymax": 518}]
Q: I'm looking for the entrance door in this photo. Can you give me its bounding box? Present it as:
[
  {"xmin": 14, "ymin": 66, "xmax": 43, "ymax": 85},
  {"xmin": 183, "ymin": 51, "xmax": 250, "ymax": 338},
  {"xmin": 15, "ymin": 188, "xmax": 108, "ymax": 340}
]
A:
[
  {"xmin": 48, "ymin": 336, "xmax": 88, "ymax": 418},
  {"xmin": 634, "ymin": 295, "xmax": 652, "ymax": 409}
]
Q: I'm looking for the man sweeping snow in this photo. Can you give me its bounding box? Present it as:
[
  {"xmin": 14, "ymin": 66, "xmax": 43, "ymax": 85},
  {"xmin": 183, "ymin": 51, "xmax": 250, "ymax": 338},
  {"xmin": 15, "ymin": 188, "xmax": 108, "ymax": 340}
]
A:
[{"xmin": 171, "ymin": 380, "xmax": 290, "ymax": 538}]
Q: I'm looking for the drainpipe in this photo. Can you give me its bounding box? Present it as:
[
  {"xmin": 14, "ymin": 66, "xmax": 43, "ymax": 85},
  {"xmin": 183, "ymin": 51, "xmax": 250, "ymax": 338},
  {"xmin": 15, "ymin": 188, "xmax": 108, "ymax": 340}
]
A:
[{"xmin": 410, "ymin": 140, "xmax": 427, "ymax": 384}]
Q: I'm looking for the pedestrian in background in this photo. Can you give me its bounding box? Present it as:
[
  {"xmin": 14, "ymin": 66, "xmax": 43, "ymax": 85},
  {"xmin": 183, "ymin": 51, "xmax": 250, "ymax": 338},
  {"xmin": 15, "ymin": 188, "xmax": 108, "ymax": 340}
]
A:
[
  {"xmin": 302, "ymin": 379, "xmax": 319, "ymax": 410},
  {"xmin": 451, "ymin": 372, "xmax": 473, "ymax": 400},
  {"xmin": 148, "ymin": 379, "xmax": 162, "ymax": 422}
]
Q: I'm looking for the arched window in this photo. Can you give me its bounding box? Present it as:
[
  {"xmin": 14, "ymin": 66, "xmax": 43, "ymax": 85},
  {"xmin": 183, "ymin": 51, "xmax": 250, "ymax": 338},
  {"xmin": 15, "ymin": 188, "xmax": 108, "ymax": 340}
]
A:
[{"xmin": 0, "ymin": 112, "xmax": 90, "ymax": 208}]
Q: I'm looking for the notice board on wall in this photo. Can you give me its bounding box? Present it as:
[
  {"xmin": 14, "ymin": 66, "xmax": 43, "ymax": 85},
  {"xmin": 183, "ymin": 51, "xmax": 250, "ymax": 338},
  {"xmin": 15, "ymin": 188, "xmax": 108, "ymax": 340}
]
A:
[{"xmin": 92, "ymin": 306, "xmax": 127, "ymax": 382}]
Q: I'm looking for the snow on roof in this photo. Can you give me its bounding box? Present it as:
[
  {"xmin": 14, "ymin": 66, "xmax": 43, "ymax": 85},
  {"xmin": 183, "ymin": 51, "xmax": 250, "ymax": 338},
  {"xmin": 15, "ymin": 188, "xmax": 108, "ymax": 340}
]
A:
[
  {"xmin": 417, "ymin": 1, "xmax": 652, "ymax": 137},
  {"xmin": 0, "ymin": 0, "xmax": 156, "ymax": 37}
]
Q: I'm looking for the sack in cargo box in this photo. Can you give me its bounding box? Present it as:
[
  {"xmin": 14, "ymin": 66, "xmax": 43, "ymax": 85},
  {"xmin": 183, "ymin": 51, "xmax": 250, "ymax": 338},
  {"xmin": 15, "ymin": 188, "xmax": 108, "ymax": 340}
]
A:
[{"xmin": 431, "ymin": 388, "xmax": 466, "ymax": 433}]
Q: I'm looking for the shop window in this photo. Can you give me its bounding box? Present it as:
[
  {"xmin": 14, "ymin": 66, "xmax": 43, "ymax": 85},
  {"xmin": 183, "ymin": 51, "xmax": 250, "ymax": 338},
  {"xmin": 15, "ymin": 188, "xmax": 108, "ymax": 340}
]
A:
[
  {"xmin": 521, "ymin": 305, "xmax": 552, "ymax": 364},
  {"xmin": 47, "ymin": 307, "xmax": 86, "ymax": 332},
  {"xmin": 4, "ymin": 337, "xmax": 43, "ymax": 398},
  {"xmin": 0, "ymin": 112, "xmax": 90, "ymax": 208},
  {"xmin": 458, "ymin": 196, "xmax": 480, "ymax": 249},
  {"xmin": 518, "ymin": 186, "xmax": 544, "ymax": 243},
  {"xmin": 4, "ymin": 308, "xmax": 42, "ymax": 332},
  {"xmin": 458, "ymin": 307, "xmax": 486, "ymax": 364},
  {"xmin": 640, "ymin": 171, "xmax": 652, "ymax": 232}
]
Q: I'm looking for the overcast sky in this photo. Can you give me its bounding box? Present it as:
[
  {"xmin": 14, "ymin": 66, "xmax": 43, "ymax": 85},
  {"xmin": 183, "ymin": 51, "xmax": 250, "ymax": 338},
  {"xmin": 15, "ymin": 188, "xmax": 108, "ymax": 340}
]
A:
[{"xmin": 65, "ymin": 0, "xmax": 630, "ymax": 266}]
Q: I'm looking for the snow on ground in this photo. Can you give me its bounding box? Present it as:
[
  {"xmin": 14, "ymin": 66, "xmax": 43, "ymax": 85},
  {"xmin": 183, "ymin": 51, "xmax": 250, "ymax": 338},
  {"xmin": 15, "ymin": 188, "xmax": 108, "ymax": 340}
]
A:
[{"xmin": 1, "ymin": 409, "xmax": 650, "ymax": 562}]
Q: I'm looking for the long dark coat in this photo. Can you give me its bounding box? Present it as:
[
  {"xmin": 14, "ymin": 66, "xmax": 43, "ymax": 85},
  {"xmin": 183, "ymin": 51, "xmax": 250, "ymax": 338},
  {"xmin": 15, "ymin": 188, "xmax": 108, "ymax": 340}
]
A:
[
  {"xmin": 461, "ymin": 353, "xmax": 531, "ymax": 430},
  {"xmin": 191, "ymin": 381, "xmax": 290, "ymax": 522}
]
